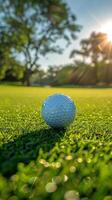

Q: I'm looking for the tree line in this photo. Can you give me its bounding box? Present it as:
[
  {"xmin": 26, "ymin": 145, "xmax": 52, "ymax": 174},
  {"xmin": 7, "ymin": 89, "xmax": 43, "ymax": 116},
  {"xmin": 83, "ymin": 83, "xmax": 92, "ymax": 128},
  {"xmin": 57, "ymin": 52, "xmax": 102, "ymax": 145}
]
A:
[{"xmin": 0, "ymin": 0, "xmax": 112, "ymax": 86}]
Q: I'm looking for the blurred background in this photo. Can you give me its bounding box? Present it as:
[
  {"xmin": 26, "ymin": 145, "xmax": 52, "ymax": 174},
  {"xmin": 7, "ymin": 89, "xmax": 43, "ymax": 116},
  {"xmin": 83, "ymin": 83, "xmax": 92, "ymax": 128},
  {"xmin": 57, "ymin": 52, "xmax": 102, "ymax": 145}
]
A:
[{"xmin": 0, "ymin": 0, "xmax": 112, "ymax": 87}]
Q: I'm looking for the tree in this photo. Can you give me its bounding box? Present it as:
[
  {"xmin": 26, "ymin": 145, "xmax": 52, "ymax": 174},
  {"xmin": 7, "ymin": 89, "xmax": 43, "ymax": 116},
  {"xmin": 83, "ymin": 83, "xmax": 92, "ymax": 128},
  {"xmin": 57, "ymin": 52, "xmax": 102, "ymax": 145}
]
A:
[
  {"xmin": 31, "ymin": 69, "xmax": 46, "ymax": 85},
  {"xmin": 70, "ymin": 32, "xmax": 112, "ymax": 84},
  {"xmin": 0, "ymin": 27, "xmax": 24, "ymax": 81},
  {"xmin": 56, "ymin": 64, "xmax": 74, "ymax": 85},
  {"xmin": 3, "ymin": 62, "xmax": 25, "ymax": 82},
  {"xmin": 0, "ymin": 0, "xmax": 80, "ymax": 86},
  {"xmin": 44, "ymin": 66, "xmax": 59, "ymax": 85},
  {"xmin": 43, "ymin": 64, "xmax": 75, "ymax": 86},
  {"xmin": 0, "ymin": 28, "xmax": 11, "ymax": 80}
]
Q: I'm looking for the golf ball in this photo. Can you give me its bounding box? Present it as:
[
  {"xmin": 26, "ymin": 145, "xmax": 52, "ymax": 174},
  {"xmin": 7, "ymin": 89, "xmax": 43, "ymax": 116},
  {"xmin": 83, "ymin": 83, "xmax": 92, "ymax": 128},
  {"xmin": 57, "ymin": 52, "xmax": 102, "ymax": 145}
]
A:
[{"xmin": 42, "ymin": 94, "xmax": 76, "ymax": 128}]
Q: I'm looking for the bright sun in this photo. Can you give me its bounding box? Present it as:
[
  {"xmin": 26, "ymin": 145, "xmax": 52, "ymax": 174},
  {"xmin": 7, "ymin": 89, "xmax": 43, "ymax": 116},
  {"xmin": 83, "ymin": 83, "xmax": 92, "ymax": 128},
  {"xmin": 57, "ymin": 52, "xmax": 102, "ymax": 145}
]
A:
[{"xmin": 100, "ymin": 21, "xmax": 112, "ymax": 42}]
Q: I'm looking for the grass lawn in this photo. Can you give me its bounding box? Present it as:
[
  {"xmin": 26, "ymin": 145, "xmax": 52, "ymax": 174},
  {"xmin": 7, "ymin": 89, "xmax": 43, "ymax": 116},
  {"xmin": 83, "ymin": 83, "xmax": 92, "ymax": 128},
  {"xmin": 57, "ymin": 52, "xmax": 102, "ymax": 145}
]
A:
[{"xmin": 0, "ymin": 85, "xmax": 112, "ymax": 200}]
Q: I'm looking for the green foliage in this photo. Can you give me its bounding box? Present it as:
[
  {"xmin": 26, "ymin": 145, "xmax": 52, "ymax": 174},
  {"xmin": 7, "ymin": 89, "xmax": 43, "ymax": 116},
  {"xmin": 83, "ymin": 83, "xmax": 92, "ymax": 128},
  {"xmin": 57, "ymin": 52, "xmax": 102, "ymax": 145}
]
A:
[
  {"xmin": 0, "ymin": 32, "xmax": 11, "ymax": 80},
  {"xmin": 31, "ymin": 63, "xmax": 112, "ymax": 86},
  {"xmin": 0, "ymin": 27, "xmax": 24, "ymax": 81},
  {"xmin": 0, "ymin": 86, "xmax": 112, "ymax": 199},
  {"xmin": 31, "ymin": 65, "xmax": 75, "ymax": 86},
  {"xmin": 44, "ymin": 66, "xmax": 59, "ymax": 86},
  {"xmin": 56, "ymin": 65, "xmax": 74, "ymax": 85},
  {"xmin": 0, "ymin": 66, "xmax": 7, "ymax": 80},
  {"xmin": 31, "ymin": 69, "xmax": 46, "ymax": 85},
  {"xmin": 3, "ymin": 65, "xmax": 25, "ymax": 82}
]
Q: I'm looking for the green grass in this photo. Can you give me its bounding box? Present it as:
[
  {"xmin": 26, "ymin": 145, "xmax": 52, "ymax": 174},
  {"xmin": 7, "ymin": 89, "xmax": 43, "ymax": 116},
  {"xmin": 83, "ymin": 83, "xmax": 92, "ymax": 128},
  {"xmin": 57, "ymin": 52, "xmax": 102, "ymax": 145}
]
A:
[{"xmin": 0, "ymin": 85, "xmax": 112, "ymax": 200}]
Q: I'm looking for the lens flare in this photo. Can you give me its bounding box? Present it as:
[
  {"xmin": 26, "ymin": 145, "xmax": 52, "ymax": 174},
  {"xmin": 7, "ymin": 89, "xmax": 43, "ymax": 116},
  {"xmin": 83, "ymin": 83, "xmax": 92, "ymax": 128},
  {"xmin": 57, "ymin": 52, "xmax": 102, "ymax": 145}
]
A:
[{"xmin": 100, "ymin": 21, "xmax": 112, "ymax": 42}]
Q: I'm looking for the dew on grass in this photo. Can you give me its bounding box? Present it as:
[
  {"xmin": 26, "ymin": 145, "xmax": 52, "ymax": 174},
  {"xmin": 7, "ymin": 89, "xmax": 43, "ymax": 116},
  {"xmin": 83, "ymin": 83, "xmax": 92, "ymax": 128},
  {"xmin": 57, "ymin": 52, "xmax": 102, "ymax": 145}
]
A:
[
  {"xmin": 70, "ymin": 166, "xmax": 76, "ymax": 173},
  {"xmin": 64, "ymin": 190, "xmax": 80, "ymax": 200},
  {"xmin": 77, "ymin": 157, "xmax": 83, "ymax": 163},
  {"xmin": 39, "ymin": 159, "xmax": 49, "ymax": 167},
  {"xmin": 55, "ymin": 162, "xmax": 61, "ymax": 168},
  {"xmin": 45, "ymin": 182, "xmax": 57, "ymax": 193},
  {"xmin": 50, "ymin": 162, "xmax": 61, "ymax": 168},
  {"xmin": 64, "ymin": 175, "xmax": 69, "ymax": 182},
  {"xmin": 66, "ymin": 155, "xmax": 73, "ymax": 160},
  {"xmin": 61, "ymin": 145, "xmax": 65, "ymax": 149},
  {"xmin": 87, "ymin": 158, "xmax": 91, "ymax": 163}
]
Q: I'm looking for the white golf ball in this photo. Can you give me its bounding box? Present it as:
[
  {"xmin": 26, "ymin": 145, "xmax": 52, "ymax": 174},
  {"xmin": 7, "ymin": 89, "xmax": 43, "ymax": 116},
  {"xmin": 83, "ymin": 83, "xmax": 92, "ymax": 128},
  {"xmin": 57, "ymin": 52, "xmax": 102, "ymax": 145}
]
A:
[{"xmin": 42, "ymin": 94, "xmax": 77, "ymax": 128}]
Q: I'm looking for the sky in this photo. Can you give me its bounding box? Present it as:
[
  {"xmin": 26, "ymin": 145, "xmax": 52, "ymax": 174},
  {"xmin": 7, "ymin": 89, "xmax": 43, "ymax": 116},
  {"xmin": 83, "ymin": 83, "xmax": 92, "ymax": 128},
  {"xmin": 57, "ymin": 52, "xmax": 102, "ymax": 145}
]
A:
[{"xmin": 39, "ymin": 0, "xmax": 112, "ymax": 68}]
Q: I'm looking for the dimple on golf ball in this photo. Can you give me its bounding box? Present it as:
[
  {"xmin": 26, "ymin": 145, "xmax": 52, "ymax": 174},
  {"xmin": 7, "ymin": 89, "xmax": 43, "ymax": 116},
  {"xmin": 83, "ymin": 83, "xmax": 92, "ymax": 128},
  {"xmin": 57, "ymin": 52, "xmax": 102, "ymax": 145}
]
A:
[{"xmin": 42, "ymin": 94, "xmax": 77, "ymax": 128}]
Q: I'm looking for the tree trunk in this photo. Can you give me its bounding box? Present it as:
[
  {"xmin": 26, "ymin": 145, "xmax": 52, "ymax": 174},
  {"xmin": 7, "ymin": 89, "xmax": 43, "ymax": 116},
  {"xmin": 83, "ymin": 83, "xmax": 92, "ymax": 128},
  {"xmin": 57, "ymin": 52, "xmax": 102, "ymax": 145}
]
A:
[
  {"xmin": 23, "ymin": 69, "xmax": 31, "ymax": 86},
  {"xmin": 26, "ymin": 74, "xmax": 31, "ymax": 86},
  {"xmin": 94, "ymin": 64, "xmax": 98, "ymax": 84}
]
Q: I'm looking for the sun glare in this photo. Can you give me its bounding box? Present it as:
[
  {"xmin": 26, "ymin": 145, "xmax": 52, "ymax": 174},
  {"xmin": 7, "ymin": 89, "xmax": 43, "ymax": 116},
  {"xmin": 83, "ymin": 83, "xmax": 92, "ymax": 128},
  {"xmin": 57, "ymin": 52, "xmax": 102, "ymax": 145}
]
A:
[{"xmin": 100, "ymin": 21, "xmax": 112, "ymax": 42}]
